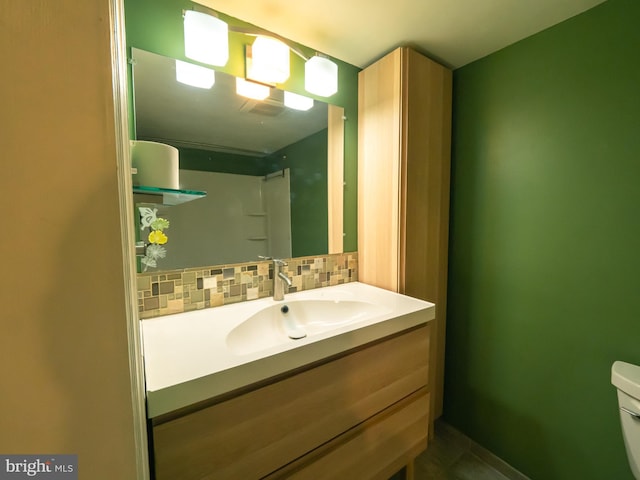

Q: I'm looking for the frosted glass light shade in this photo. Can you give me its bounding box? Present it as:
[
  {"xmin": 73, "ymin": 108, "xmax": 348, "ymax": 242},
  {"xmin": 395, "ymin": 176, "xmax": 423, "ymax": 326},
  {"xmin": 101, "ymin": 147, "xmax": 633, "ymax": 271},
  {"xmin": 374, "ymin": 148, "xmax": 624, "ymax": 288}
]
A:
[
  {"xmin": 175, "ymin": 60, "xmax": 216, "ymax": 89},
  {"xmin": 305, "ymin": 56, "xmax": 338, "ymax": 97},
  {"xmin": 284, "ymin": 91, "xmax": 314, "ymax": 111},
  {"xmin": 247, "ymin": 36, "xmax": 290, "ymax": 85},
  {"xmin": 183, "ymin": 10, "xmax": 229, "ymax": 66},
  {"xmin": 236, "ymin": 78, "xmax": 270, "ymax": 100}
]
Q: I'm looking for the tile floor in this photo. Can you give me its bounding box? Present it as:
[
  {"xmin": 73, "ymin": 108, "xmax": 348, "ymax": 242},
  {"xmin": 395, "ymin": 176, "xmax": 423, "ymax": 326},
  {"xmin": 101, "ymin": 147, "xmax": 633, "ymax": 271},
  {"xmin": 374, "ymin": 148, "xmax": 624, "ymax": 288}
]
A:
[{"xmin": 411, "ymin": 421, "xmax": 530, "ymax": 480}]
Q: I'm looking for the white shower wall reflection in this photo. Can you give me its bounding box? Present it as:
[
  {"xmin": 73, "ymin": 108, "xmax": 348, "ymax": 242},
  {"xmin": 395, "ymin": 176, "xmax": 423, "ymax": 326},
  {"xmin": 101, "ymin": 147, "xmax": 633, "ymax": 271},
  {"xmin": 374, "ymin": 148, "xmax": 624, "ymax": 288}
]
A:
[{"xmin": 157, "ymin": 168, "xmax": 292, "ymax": 269}]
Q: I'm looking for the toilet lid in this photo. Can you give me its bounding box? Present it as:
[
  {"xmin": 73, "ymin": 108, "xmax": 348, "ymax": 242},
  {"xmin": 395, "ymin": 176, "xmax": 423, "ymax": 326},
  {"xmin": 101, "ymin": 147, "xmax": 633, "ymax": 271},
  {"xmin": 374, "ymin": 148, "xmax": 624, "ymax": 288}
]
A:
[{"xmin": 612, "ymin": 361, "xmax": 640, "ymax": 399}]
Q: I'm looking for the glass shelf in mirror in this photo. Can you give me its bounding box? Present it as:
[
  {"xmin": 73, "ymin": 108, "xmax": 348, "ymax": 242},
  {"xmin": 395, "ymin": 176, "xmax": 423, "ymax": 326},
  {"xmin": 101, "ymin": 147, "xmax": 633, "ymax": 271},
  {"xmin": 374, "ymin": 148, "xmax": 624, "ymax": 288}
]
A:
[{"xmin": 133, "ymin": 185, "xmax": 207, "ymax": 206}]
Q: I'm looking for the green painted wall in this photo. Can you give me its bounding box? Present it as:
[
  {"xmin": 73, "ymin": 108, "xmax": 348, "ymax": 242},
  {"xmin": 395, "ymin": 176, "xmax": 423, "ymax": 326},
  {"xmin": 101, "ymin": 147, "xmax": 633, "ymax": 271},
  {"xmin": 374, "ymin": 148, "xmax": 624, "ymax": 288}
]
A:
[
  {"xmin": 124, "ymin": 0, "xmax": 359, "ymax": 251},
  {"xmin": 179, "ymin": 129, "xmax": 329, "ymax": 257},
  {"xmin": 179, "ymin": 147, "xmax": 267, "ymax": 175},
  {"xmin": 269, "ymin": 130, "xmax": 329, "ymax": 257},
  {"xmin": 444, "ymin": 0, "xmax": 640, "ymax": 478}
]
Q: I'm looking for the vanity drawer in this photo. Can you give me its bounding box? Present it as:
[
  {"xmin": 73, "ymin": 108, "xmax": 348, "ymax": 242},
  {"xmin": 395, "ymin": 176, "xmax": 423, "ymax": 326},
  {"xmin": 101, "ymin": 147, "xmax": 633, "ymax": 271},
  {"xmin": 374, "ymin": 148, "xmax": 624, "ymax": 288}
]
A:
[
  {"xmin": 152, "ymin": 324, "xmax": 430, "ymax": 480},
  {"xmin": 269, "ymin": 388, "xmax": 430, "ymax": 480}
]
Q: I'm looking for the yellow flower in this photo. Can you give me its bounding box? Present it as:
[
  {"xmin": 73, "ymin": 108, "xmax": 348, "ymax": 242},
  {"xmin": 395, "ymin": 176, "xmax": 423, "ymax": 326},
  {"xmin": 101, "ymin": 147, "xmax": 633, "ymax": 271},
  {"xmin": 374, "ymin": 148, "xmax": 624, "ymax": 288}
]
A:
[{"xmin": 148, "ymin": 230, "xmax": 168, "ymax": 245}]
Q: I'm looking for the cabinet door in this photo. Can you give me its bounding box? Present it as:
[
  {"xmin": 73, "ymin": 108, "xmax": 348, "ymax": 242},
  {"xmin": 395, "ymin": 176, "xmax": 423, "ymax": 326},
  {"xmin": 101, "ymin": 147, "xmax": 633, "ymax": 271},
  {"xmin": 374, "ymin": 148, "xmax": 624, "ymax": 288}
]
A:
[{"xmin": 357, "ymin": 48, "xmax": 403, "ymax": 291}]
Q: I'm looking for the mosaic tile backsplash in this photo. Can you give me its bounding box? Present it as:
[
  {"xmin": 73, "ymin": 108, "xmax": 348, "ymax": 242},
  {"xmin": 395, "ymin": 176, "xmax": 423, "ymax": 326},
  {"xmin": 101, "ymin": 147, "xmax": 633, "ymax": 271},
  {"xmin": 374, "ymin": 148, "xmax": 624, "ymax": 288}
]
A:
[{"xmin": 137, "ymin": 253, "xmax": 358, "ymax": 319}]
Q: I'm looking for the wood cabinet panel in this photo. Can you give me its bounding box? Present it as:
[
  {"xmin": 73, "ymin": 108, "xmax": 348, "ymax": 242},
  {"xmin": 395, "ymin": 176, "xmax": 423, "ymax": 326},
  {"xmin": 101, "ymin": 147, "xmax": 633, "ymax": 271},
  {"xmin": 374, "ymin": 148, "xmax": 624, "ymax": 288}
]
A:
[
  {"xmin": 153, "ymin": 325, "xmax": 430, "ymax": 480},
  {"xmin": 328, "ymin": 104, "xmax": 345, "ymax": 254},
  {"xmin": 358, "ymin": 47, "xmax": 452, "ymax": 419}
]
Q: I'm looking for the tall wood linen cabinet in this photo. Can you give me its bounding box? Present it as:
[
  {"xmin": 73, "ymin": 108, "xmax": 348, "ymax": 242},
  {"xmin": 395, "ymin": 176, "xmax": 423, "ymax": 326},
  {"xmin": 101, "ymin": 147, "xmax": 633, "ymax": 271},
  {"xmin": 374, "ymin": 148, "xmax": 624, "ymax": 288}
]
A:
[{"xmin": 358, "ymin": 47, "xmax": 452, "ymax": 420}]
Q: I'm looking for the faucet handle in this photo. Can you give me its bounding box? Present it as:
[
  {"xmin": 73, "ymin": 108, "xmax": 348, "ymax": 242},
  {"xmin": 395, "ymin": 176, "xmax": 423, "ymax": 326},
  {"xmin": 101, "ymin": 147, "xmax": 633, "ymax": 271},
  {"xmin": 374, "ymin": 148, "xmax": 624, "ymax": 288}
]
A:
[{"xmin": 258, "ymin": 255, "xmax": 272, "ymax": 261}]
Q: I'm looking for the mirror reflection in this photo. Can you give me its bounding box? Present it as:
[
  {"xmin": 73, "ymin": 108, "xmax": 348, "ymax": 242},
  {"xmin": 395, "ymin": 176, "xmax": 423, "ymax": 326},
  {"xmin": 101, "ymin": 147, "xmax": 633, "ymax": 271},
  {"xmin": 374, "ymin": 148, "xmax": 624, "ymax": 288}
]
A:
[{"xmin": 131, "ymin": 48, "xmax": 335, "ymax": 271}]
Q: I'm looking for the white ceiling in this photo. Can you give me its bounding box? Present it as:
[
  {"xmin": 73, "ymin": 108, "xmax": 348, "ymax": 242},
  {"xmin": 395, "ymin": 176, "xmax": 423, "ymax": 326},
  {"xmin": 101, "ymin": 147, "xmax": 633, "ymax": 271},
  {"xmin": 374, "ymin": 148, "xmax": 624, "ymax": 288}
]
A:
[{"xmin": 195, "ymin": 0, "xmax": 607, "ymax": 68}]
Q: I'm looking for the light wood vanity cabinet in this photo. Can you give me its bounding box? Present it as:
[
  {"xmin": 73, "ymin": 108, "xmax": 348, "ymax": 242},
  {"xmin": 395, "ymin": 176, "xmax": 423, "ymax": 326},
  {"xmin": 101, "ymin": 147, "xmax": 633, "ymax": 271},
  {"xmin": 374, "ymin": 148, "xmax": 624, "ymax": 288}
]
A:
[
  {"xmin": 151, "ymin": 324, "xmax": 431, "ymax": 480},
  {"xmin": 358, "ymin": 47, "xmax": 452, "ymax": 420}
]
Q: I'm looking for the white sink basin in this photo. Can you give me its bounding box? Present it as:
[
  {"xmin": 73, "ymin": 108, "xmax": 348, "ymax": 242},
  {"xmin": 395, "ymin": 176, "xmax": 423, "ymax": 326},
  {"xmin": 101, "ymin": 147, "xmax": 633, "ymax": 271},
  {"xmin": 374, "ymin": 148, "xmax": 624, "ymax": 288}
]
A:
[
  {"xmin": 226, "ymin": 299, "xmax": 392, "ymax": 355},
  {"xmin": 142, "ymin": 282, "xmax": 434, "ymax": 417}
]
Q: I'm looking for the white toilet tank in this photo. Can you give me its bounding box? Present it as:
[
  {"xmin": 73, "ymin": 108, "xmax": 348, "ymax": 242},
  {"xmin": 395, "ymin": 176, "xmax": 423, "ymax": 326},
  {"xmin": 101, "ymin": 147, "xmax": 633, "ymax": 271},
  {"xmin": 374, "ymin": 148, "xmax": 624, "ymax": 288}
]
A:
[{"xmin": 612, "ymin": 361, "xmax": 640, "ymax": 480}]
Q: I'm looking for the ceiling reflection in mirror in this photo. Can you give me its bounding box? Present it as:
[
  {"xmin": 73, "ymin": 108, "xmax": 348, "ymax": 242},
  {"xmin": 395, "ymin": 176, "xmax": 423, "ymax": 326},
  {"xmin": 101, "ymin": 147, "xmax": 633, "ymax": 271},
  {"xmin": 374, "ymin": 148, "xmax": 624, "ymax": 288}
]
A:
[
  {"xmin": 132, "ymin": 48, "xmax": 328, "ymax": 157},
  {"xmin": 131, "ymin": 48, "xmax": 334, "ymax": 272}
]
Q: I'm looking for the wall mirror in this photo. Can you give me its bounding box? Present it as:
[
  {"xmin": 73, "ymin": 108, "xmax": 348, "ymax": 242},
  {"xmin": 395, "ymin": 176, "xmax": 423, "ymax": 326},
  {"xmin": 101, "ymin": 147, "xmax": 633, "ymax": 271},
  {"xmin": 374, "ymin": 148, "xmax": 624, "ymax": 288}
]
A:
[{"xmin": 131, "ymin": 48, "xmax": 344, "ymax": 271}]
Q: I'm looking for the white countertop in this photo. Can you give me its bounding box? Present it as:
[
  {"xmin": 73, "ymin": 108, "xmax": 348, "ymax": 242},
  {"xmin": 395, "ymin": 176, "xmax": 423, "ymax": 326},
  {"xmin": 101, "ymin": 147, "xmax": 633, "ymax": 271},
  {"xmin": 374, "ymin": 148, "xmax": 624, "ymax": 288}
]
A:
[{"xmin": 142, "ymin": 282, "xmax": 435, "ymax": 418}]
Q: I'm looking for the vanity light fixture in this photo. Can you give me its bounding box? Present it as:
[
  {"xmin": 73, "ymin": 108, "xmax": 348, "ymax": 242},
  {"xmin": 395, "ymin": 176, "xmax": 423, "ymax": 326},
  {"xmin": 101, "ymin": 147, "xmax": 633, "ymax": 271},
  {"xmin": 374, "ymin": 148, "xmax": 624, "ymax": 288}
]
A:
[
  {"xmin": 246, "ymin": 36, "xmax": 290, "ymax": 85},
  {"xmin": 182, "ymin": 8, "xmax": 339, "ymax": 98},
  {"xmin": 284, "ymin": 91, "xmax": 314, "ymax": 111},
  {"xmin": 183, "ymin": 10, "xmax": 229, "ymax": 67},
  {"xmin": 236, "ymin": 77, "xmax": 270, "ymax": 100},
  {"xmin": 175, "ymin": 60, "xmax": 216, "ymax": 89},
  {"xmin": 305, "ymin": 55, "xmax": 338, "ymax": 97}
]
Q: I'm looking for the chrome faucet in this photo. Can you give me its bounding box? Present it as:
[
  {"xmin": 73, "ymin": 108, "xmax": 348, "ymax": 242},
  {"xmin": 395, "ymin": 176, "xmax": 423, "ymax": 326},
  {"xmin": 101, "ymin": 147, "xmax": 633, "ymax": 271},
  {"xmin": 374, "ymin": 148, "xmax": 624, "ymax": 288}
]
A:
[{"xmin": 273, "ymin": 258, "xmax": 292, "ymax": 301}]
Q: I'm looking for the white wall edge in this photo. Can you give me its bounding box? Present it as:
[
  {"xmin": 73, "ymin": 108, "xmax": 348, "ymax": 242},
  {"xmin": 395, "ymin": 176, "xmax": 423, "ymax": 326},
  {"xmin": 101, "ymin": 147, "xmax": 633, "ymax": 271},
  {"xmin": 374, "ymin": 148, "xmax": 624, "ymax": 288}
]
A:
[{"xmin": 108, "ymin": 0, "xmax": 151, "ymax": 477}]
